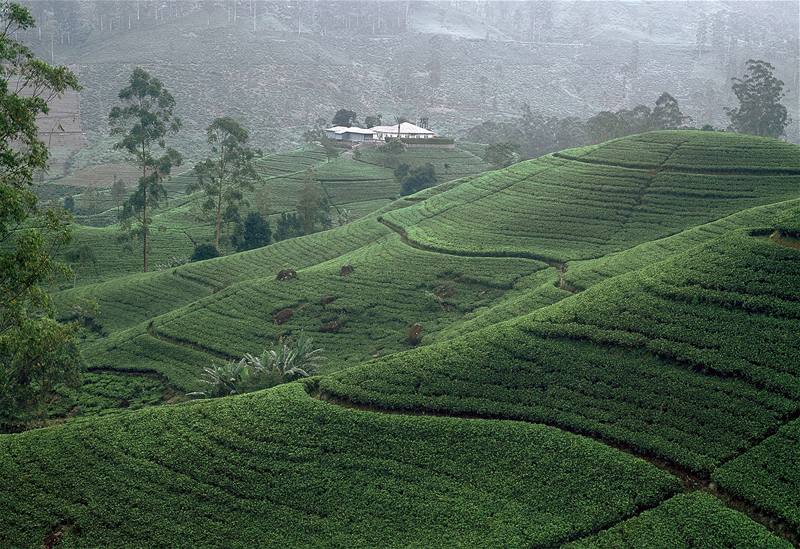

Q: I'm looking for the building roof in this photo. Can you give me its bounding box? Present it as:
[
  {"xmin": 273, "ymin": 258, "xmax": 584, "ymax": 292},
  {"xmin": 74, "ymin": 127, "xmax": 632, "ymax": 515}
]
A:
[
  {"xmin": 369, "ymin": 122, "xmax": 435, "ymax": 135},
  {"xmin": 325, "ymin": 126, "xmax": 376, "ymax": 135}
]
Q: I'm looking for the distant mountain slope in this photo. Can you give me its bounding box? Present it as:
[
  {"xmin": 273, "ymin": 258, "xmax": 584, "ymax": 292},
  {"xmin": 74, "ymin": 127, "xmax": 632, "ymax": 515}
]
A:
[{"xmin": 26, "ymin": 1, "xmax": 799, "ymax": 176}]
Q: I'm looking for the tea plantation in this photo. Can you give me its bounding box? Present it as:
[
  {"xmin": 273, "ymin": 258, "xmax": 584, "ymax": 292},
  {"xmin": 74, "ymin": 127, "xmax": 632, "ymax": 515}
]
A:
[
  {"xmin": 0, "ymin": 384, "xmax": 681, "ymax": 548},
  {"xmin": 4, "ymin": 131, "xmax": 800, "ymax": 546},
  {"xmin": 56, "ymin": 144, "xmax": 493, "ymax": 287},
  {"xmin": 321, "ymin": 229, "xmax": 800, "ymax": 476},
  {"xmin": 382, "ymin": 131, "xmax": 800, "ymax": 261}
]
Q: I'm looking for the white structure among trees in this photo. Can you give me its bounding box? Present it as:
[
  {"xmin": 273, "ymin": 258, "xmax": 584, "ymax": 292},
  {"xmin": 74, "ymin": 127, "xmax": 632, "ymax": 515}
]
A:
[
  {"xmin": 325, "ymin": 122, "xmax": 436, "ymax": 142},
  {"xmin": 369, "ymin": 122, "xmax": 436, "ymax": 140}
]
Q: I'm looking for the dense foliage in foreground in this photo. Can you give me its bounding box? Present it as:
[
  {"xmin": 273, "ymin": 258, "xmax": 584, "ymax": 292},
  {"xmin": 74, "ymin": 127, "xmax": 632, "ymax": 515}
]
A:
[
  {"xmin": 567, "ymin": 492, "xmax": 790, "ymax": 548},
  {"xmin": 0, "ymin": 383, "xmax": 680, "ymax": 548}
]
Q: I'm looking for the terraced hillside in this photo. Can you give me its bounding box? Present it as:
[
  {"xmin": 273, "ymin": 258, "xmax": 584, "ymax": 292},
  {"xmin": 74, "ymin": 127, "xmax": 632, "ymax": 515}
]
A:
[
  {"xmin": 56, "ymin": 144, "xmax": 489, "ymax": 286},
  {"xmin": 7, "ymin": 130, "xmax": 799, "ymax": 547},
  {"xmin": 382, "ymin": 131, "xmax": 800, "ymax": 261},
  {"xmin": 52, "ymin": 132, "xmax": 800, "ymax": 401}
]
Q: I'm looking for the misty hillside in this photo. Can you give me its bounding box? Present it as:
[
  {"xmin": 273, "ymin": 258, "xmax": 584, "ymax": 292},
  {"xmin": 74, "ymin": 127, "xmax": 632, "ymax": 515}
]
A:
[
  {"xmin": 4, "ymin": 0, "xmax": 800, "ymax": 546},
  {"xmin": 21, "ymin": 0, "xmax": 800, "ymax": 179}
]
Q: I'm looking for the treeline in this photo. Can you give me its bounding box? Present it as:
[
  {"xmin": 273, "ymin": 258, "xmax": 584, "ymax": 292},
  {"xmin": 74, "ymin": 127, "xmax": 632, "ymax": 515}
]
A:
[
  {"xmin": 469, "ymin": 59, "xmax": 790, "ymax": 166},
  {"xmin": 17, "ymin": 0, "xmax": 417, "ymax": 48},
  {"xmin": 18, "ymin": 0, "xmax": 202, "ymax": 47},
  {"xmin": 106, "ymin": 67, "xmax": 335, "ymax": 272},
  {"xmin": 467, "ymin": 92, "xmax": 688, "ymax": 162}
]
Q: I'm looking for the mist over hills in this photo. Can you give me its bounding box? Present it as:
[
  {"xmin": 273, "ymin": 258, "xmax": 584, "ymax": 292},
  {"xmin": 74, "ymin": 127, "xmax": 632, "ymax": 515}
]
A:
[{"xmin": 20, "ymin": 0, "xmax": 799, "ymax": 179}]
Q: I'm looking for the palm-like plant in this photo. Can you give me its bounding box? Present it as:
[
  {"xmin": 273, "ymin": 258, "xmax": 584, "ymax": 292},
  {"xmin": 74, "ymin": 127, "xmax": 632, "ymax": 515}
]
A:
[
  {"xmin": 187, "ymin": 359, "xmax": 250, "ymax": 398},
  {"xmin": 244, "ymin": 333, "xmax": 324, "ymax": 381}
]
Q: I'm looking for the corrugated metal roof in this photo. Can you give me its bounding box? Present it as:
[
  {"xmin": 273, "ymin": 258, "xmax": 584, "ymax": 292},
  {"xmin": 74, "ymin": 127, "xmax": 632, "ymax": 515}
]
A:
[
  {"xmin": 369, "ymin": 122, "xmax": 435, "ymax": 135},
  {"xmin": 325, "ymin": 126, "xmax": 376, "ymax": 135}
]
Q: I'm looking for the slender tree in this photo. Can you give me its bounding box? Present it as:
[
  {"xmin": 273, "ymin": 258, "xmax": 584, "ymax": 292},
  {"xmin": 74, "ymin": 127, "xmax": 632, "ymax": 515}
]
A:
[
  {"xmin": 0, "ymin": 2, "xmax": 82, "ymax": 425},
  {"xmin": 109, "ymin": 67, "xmax": 181, "ymax": 272},
  {"xmin": 118, "ymin": 148, "xmax": 181, "ymax": 269},
  {"xmin": 190, "ymin": 117, "xmax": 261, "ymax": 250},
  {"xmin": 725, "ymin": 59, "xmax": 790, "ymax": 138},
  {"xmin": 651, "ymin": 92, "xmax": 689, "ymax": 129},
  {"xmin": 296, "ymin": 170, "xmax": 330, "ymax": 235},
  {"xmin": 110, "ymin": 175, "xmax": 126, "ymax": 210}
]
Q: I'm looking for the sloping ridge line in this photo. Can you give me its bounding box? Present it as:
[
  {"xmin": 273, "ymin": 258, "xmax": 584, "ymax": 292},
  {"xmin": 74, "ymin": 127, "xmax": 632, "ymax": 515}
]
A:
[
  {"xmin": 553, "ymin": 151, "xmax": 800, "ymax": 176},
  {"xmin": 377, "ymin": 216, "xmax": 567, "ymax": 268},
  {"xmin": 308, "ymin": 384, "xmax": 800, "ymax": 547}
]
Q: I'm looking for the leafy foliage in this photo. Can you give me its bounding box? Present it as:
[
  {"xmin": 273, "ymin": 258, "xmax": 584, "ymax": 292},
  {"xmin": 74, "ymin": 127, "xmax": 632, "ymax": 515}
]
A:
[
  {"xmin": 190, "ymin": 117, "xmax": 261, "ymax": 249},
  {"xmin": 725, "ymin": 59, "xmax": 790, "ymax": 138},
  {"xmin": 482, "ymin": 142, "xmax": 520, "ymax": 169},
  {"xmin": 230, "ymin": 212, "xmax": 271, "ymax": 251},
  {"xmin": 244, "ymin": 332, "xmax": 325, "ymax": 382},
  {"xmin": 296, "ymin": 170, "xmax": 331, "ymax": 234},
  {"xmin": 189, "ymin": 244, "xmax": 219, "ymax": 262},
  {"xmin": 399, "ymin": 163, "xmax": 437, "ymax": 196},
  {"xmin": 188, "ymin": 359, "xmax": 250, "ymax": 398},
  {"xmin": 331, "ymin": 108, "xmax": 357, "ymax": 127},
  {"xmin": 0, "ymin": 1, "xmax": 82, "ymax": 425},
  {"xmin": 110, "ymin": 67, "xmax": 182, "ymax": 272}
]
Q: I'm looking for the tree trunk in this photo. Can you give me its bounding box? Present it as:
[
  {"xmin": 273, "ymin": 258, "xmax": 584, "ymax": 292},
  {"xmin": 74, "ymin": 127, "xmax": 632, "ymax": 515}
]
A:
[
  {"xmin": 214, "ymin": 185, "xmax": 223, "ymax": 250},
  {"xmin": 142, "ymin": 161, "xmax": 148, "ymax": 273}
]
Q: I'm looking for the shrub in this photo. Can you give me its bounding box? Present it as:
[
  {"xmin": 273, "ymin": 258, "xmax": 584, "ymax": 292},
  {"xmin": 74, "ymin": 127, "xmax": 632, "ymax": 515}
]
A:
[
  {"xmin": 187, "ymin": 359, "xmax": 251, "ymax": 398},
  {"xmin": 190, "ymin": 244, "xmax": 220, "ymax": 262},
  {"xmin": 380, "ymin": 139, "xmax": 406, "ymax": 155},
  {"xmin": 400, "ymin": 164, "xmax": 437, "ymax": 196},
  {"xmin": 244, "ymin": 333, "xmax": 325, "ymax": 382},
  {"xmin": 231, "ymin": 212, "xmax": 271, "ymax": 251}
]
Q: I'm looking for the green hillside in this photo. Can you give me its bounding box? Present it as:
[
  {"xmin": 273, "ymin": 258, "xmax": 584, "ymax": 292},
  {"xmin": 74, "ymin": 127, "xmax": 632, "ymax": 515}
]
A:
[
  {"xmin": 0, "ymin": 383, "xmax": 682, "ymax": 548},
  {"xmin": 567, "ymin": 492, "xmax": 789, "ymax": 548},
  {"xmin": 5, "ymin": 130, "xmax": 800, "ymax": 547},
  {"xmin": 382, "ymin": 131, "xmax": 800, "ymax": 261},
  {"xmin": 321, "ymin": 230, "xmax": 800, "ymax": 474},
  {"xmin": 56, "ymin": 144, "xmax": 489, "ymax": 286}
]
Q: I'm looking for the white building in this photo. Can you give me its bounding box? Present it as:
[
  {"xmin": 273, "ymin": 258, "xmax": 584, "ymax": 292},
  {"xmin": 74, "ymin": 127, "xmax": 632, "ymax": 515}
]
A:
[
  {"xmin": 324, "ymin": 122, "xmax": 437, "ymax": 143},
  {"xmin": 324, "ymin": 126, "xmax": 376, "ymax": 142},
  {"xmin": 370, "ymin": 122, "xmax": 436, "ymax": 140}
]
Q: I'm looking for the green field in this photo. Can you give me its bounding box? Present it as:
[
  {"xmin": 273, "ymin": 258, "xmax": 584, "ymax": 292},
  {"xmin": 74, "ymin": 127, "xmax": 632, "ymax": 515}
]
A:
[
  {"xmin": 382, "ymin": 131, "xmax": 800, "ymax": 261},
  {"xmin": 55, "ymin": 144, "xmax": 490, "ymax": 286},
  {"xmin": 0, "ymin": 383, "xmax": 681, "ymax": 548},
  {"xmin": 5, "ymin": 130, "xmax": 800, "ymax": 546}
]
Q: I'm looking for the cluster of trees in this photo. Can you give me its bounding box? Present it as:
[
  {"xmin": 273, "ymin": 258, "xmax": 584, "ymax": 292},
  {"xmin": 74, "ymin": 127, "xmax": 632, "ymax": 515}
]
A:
[
  {"xmin": 467, "ymin": 93, "xmax": 688, "ymax": 160},
  {"xmin": 330, "ymin": 109, "xmax": 416, "ymax": 131},
  {"xmin": 395, "ymin": 163, "xmax": 438, "ymax": 196},
  {"xmin": 18, "ymin": 0, "xmax": 203, "ymax": 51},
  {"xmin": 110, "ymin": 69, "xmax": 336, "ymax": 270},
  {"xmin": 468, "ymin": 60, "xmax": 790, "ymax": 162},
  {"xmin": 482, "ymin": 142, "xmax": 520, "ymax": 169}
]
